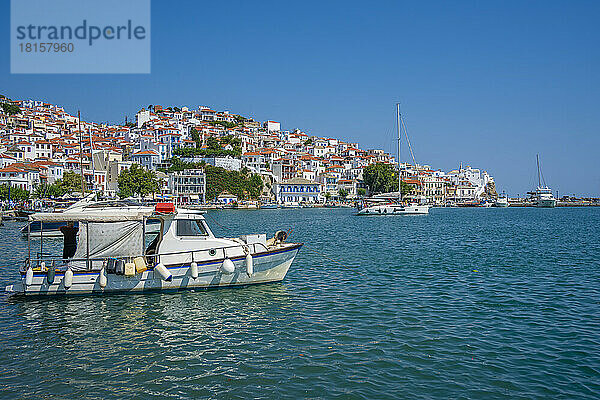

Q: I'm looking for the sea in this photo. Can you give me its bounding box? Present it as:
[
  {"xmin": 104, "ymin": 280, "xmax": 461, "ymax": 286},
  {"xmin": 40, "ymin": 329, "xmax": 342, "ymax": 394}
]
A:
[{"xmin": 0, "ymin": 207, "xmax": 599, "ymax": 399}]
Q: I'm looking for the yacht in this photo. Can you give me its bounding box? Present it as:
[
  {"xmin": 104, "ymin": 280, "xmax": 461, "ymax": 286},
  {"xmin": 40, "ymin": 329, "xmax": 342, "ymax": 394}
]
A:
[
  {"xmin": 6, "ymin": 202, "xmax": 302, "ymax": 296},
  {"xmin": 534, "ymin": 155, "xmax": 556, "ymax": 208},
  {"xmin": 494, "ymin": 192, "xmax": 509, "ymax": 207},
  {"xmin": 536, "ymin": 187, "xmax": 556, "ymax": 208},
  {"xmin": 357, "ymin": 104, "xmax": 430, "ymax": 216}
]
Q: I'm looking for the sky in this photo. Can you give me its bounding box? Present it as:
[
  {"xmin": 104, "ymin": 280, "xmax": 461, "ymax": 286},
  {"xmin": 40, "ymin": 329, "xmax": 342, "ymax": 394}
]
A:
[{"xmin": 1, "ymin": 0, "xmax": 599, "ymax": 196}]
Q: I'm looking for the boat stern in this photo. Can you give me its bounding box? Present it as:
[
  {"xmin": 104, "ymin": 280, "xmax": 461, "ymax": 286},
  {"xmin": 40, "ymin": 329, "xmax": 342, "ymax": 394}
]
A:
[{"xmin": 5, "ymin": 282, "xmax": 25, "ymax": 295}]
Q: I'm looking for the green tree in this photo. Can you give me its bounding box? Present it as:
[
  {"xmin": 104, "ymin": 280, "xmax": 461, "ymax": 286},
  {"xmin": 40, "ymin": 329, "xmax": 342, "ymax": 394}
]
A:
[
  {"xmin": 58, "ymin": 171, "xmax": 83, "ymax": 194},
  {"xmin": 160, "ymin": 158, "xmax": 263, "ymax": 201},
  {"xmin": 209, "ymin": 121, "xmax": 237, "ymax": 129},
  {"xmin": 190, "ymin": 128, "xmax": 202, "ymax": 146},
  {"xmin": 33, "ymin": 183, "xmax": 49, "ymax": 199},
  {"xmin": 34, "ymin": 182, "xmax": 69, "ymax": 198},
  {"xmin": 0, "ymin": 184, "xmax": 30, "ymax": 201},
  {"xmin": 338, "ymin": 188, "xmax": 348, "ymax": 199},
  {"xmin": 324, "ymin": 192, "xmax": 332, "ymax": 203},
  {"xmin": 357, "ymin": 188, "xmax": 366, "ymax": 197},
  {"xmin": 118, "ymin": 164, "xmax": 160, "ymax": 198},
  {"xmin": 363, "ymin": 163, "xmax": 399, "ymax": 194},
  {"xmin": 174, "ymin": 134, "xmax": 242, "ymax": 158},
  {"xmin": 401, "ymin": 181, "xmax": 415, "ymax": 197},
  {"xmin": 1, "ymin": 102, "xmax": 20, "ymax": 115}
]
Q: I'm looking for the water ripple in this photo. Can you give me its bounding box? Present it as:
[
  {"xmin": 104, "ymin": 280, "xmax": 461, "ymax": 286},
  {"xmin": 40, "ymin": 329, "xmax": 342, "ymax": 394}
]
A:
[{"xmin": 0, "ymin": 208, "xmax": 599, "ymax": 399}]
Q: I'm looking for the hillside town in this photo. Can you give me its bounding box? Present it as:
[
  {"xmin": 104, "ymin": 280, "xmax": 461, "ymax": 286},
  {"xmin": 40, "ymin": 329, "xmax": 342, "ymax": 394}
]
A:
[{"xmin": 0, "ymin": 96, "xmax": 498, "ymax": 206}]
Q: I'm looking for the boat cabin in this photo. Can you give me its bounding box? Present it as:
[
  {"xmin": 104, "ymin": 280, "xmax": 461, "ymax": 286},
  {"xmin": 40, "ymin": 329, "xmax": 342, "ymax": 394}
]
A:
[{"xmin": 25, "ymin": 204, "xmax": 264, "ymax": 273}]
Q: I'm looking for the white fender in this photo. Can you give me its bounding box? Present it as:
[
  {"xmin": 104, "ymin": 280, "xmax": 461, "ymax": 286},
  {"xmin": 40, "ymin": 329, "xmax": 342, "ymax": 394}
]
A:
[
  {"xmin": 245, "ymin": 254, "xmax": 253, "ymax": 276},
  {"xmin": 25, "ymin": 267, "xmax": 33, "ymax": 287},
  {"xmin": 64, "ymin": 268, "xmax": 73, "ymax": 289},
  {"xmin": 99, "ymin": 268, "xmax": 107, "ymax": 288},
  {"xmin": 154, "ymin": 263, "xmax": 172, "ymax": 281},
  {"xmin": 220, "ymin": 258, "xmax": 235, "ymax": 274},
  {"xmin": 190, "ymin": 262, "xmax": 199, "ymax": 279}
]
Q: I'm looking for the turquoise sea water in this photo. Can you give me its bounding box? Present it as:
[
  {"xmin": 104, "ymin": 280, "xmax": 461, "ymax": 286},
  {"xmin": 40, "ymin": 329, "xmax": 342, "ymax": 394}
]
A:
[{"xmin": 0, "ymin": 207, "xmax": 599, "ymax": 399}]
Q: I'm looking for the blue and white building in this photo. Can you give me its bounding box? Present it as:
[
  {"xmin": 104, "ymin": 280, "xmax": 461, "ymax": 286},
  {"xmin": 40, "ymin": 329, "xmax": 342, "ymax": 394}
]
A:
[{"xmin": 273, "ymin": 177, "xmax": 321, "ymax": 204}]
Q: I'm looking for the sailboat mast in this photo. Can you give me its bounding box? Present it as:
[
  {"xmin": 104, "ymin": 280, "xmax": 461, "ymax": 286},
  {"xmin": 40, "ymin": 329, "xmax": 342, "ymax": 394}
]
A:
[
  {"xmin": 89, "ymin": 127, "xmax": 95, "ymax": 192},
  {"xmin": 536, "ymin": 154, "xmax": 541, "ymax": 188},
  {"xmin": 397, "ymin": 103, "xmax": 402, "ymax": 203},
  {"xmin": 78, "ymin": 111, "xmax": 86, "ymax": 196}
]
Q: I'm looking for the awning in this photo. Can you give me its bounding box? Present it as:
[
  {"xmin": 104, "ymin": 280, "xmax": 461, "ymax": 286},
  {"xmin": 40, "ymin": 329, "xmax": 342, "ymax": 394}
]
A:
[{"xmin": 29, "ymin": 206, "xmax": 155, "ymax": 222}]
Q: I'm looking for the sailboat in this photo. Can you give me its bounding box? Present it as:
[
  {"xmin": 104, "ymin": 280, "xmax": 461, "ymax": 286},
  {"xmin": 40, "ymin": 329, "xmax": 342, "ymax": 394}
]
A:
[
  {"xmin": 357, "ymin": 104, "xmax": 430, "ymax": 215},
  {"xmin": 533, "ymin": 154, "xmax": 556, "ymax": 208}
]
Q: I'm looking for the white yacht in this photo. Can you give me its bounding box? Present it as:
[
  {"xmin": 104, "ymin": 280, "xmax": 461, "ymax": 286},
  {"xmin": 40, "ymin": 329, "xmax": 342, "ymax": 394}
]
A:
[
  {"xmin": 534, "ymin": 155, "xmax": 556, "ymax": 208},
  {"xmin": 357, "ymin": 104, "xmax": 430, "ymax": 216},
  {"xmin": 536, "ymin": 187, "xmax": 556, "ymax": 208},
  {"xmin": 6, "ymin": 203, "xmax": 302, "ymax": 296},
  {"xmin": 494, "ymin": 193, "xmax": 509, "ymax": 207}
]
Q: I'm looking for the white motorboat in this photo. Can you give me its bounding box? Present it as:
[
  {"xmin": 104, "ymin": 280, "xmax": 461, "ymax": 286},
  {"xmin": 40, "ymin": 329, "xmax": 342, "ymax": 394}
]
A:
[
  {"xmin": 494, "ymin": 195, "xmax": 509, "ymax": 207},
  {"xmin": 6, "ymin": 203, "xmax": 302, "ymax": 296},
  {"xmin": 357, "ymin": 201, "xmax": 429, "ymax": 215},
  {"xmin": 536, "ymin": 187, "xmax": 556, "ymax": 208},
  {"xmin": 357, "ymin": 104, "xmax": 430, "ymax": 216},
  {"xmin": 534, "ymin": 155, "xmax": 556, "ymax": 208}
]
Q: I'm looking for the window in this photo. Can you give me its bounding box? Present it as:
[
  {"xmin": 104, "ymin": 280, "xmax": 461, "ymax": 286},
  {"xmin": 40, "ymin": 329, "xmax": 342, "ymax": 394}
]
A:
[{"xmin": 176, "ymin": 219, "xmax": 208, "ymax": 236}]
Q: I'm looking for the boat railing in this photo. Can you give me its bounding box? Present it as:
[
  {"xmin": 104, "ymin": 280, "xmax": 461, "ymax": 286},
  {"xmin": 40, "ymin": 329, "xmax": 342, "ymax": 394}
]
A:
[{"xmin": 22, "ymin": 241, "xmax": 271, "ymax": 273}]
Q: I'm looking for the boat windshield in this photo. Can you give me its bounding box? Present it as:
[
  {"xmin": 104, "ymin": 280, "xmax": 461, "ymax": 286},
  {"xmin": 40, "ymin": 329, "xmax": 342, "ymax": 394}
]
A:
[{"xmin": 176, "ymin": 219, "xmax": 208, "ymax": 237}]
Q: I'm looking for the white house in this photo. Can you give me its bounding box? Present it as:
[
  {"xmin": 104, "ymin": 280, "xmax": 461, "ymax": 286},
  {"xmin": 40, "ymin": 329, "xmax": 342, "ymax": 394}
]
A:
[
  {"xmin": 273, "ymin": 177, "xmax": 321, "ymax": 204},
  {"xmin": 130, "ymin": 149, "xmax": 160, "ymax": 170}
]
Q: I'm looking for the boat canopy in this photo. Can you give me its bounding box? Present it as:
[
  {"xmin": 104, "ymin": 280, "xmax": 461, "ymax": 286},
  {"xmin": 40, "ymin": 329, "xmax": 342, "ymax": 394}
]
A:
[
  {"xmin": 29, "ymin": 206, "xmax": 155, "ymax": 222},
  {"xmin": 70, "ymin": 220, "xmax": 145, "ymax": 270}
]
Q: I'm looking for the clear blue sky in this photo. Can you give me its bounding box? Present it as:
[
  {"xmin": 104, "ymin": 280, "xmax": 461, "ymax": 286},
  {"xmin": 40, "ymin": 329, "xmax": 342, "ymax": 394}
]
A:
[{"xmin": 1, "ymin": 0, "xmax": 599, "ymax": 196}]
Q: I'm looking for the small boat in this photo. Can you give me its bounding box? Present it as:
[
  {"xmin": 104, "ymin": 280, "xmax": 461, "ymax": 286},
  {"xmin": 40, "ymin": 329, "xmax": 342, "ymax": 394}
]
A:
[
  {"xmin": 534, "ymin": 155, "xmax": 556, "ymax": 208},
  {"xmin": 6, "ymin": 202, "xmax": 302, "ymax": 296},
  {"xmin": 282, "ymin": 202, "xmax": 301, "ymax": 209},
  {"xmin": 357, "ymin": 104, "xmax": 430, "ymax": 216},
  {"xmin": 260, "ymin": 203, "xmax": 279, "ymax": 209}
]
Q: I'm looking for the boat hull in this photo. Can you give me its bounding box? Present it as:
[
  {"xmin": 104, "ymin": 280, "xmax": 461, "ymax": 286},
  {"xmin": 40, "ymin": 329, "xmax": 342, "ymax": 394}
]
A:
[
  {"xmin": 494, "ymin": 200, "xmax": 509, "ymax": 207},
  {"xmin": 536, "ymin": 199, "xmax": 556, "ymax": 208},
  {"xmin": 357, "ymin": 204, "xmax": 430, "ymax": 215},
  {"xmin": 6, "ymin": 244, "xmax": 302, "ymax": 296}
]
